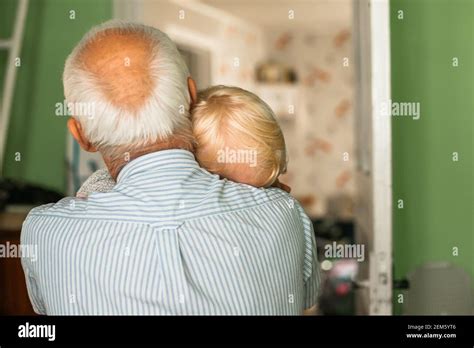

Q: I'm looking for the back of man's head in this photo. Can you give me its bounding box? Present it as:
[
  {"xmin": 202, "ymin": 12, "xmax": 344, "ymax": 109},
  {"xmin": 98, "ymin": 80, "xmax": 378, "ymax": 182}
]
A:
[{"xmin": 63, "ymin": 20, "xmax": 192, "ymax": 155}]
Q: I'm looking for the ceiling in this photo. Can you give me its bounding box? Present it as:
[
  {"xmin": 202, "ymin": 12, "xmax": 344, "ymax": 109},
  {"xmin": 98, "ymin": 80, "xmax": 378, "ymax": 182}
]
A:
[{"xmin": 199, "ymin": 0, "xmax": 353, "ymax": 31}]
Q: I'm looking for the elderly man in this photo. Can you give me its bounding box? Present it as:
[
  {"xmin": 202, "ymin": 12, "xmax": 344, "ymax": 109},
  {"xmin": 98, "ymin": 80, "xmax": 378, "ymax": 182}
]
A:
[{"xmin": 21, "ymin": 21, "xmax": 320, "ymax": 315}]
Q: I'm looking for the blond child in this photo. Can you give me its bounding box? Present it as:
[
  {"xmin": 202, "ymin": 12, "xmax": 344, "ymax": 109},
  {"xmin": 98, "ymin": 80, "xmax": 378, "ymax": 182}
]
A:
[{"xmin": 192, "ymin": 85, "xmax": 287, "ymax": 188}]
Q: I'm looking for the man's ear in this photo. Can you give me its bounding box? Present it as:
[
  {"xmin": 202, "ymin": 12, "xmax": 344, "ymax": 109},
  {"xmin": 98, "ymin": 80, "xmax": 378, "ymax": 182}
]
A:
[
  {"xmin": 188, "ymin": 77, "xmax": 198, "ymax": 106},
  {"xmin": 67, "ymin": 118, "xmax": 97, "ymax": 152}
]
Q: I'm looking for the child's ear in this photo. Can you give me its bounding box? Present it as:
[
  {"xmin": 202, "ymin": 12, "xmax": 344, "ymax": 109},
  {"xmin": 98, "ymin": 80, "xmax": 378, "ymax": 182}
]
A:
[
  {"xmin": 188, "ymin": 77, "xmax": 198, "ymax": 106},
  {"xmin": 67, "ymin": 118, "xmax": 97, "ymax": 152}
]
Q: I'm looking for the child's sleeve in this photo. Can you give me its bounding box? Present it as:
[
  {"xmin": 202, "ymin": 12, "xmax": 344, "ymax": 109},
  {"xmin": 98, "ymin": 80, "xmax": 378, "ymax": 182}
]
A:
[{"xmin": 76, "ymin": 169, "xmax": 116, "ymax": 197}]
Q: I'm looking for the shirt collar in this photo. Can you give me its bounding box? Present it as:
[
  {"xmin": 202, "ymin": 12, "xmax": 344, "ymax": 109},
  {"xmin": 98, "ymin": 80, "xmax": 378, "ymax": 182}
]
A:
[{"xmin": 116, "ymin": 149, "xmax": 200, "ymax": 183}]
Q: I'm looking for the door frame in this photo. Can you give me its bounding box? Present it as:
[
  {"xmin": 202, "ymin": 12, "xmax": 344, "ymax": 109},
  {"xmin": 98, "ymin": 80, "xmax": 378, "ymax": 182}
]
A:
[{"xmin": 354, "ymin": 0, "xmax": 393, "ymax": 315}]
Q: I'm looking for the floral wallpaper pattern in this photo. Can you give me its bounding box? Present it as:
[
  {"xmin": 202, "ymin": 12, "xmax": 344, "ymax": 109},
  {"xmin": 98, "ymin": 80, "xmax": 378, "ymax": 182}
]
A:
[{"xmin": 264, "ymin": 28, "xmax": 356, "ymax": 218}]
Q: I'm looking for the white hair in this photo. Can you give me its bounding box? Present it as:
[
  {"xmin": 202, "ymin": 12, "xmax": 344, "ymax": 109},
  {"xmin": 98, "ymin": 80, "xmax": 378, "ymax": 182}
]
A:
[{"xmin": 63, "ymin": 20, "xmax": 191, "ymax": 151}]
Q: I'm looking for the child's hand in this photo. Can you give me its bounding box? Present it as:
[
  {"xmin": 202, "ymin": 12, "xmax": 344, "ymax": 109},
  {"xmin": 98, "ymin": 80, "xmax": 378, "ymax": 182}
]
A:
[{"xmin": 271, "ymin": 179, "xmax": 291, "ymax": 193}]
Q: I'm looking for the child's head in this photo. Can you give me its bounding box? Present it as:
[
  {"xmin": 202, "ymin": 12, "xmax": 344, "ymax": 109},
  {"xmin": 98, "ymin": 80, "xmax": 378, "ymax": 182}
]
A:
[{"xmin": 192, "ymin": 85, "xmax": 287, "ymax": 187}]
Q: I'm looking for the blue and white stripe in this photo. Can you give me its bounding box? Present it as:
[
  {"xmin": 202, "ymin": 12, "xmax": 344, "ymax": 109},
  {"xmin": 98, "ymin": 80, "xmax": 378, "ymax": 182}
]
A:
[{"xmin": 21, "ymin": 149, "xmax": 320, "ymax": 315}]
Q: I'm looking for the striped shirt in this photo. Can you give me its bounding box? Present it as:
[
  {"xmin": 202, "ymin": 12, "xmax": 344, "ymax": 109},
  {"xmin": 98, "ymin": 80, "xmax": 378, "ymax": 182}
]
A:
[{"xmin": 21, "ymin": 149, "xmax": 320, "ymax": 315}]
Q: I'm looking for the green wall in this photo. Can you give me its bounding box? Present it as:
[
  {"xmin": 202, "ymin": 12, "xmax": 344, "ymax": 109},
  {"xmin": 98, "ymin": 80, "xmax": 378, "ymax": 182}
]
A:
[
  {"xmin": 0, "ymin": 0, "xmax": 112, "ymax": 193},
  {"xmin": 391, "ymin": 0, "xmax": 473, "ymax": 311}
]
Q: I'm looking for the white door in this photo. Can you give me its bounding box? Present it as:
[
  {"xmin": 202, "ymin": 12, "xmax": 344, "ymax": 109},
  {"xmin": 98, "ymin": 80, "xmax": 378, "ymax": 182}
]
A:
[{"xmin": 353, "ymin": 0, "xmax": 393, "ymax": 315}]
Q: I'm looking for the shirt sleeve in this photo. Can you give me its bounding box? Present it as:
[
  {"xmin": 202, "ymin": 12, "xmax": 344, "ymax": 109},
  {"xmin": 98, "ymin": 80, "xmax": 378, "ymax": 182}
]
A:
[
  {"xmin": 22, "ymin": 261, "xmax": 46, "ymax": 314},
  {"xmin": 296, "ymin": 203, "xmax": 321, "ymax": 309},
  {"xmin": 21, "ymin": 217, "xmax": 46, "ymax": 314}
]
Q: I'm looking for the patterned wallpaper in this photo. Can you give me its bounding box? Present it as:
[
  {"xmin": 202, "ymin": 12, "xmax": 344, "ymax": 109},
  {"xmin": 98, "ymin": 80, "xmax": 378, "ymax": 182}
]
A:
[
  {"xmin": 212, "ymin": 24, "xmax": 263, "ymax": 91},
  {"xmin": 263, "ymin": 28, "xmax": 356, "ymax": 218}
]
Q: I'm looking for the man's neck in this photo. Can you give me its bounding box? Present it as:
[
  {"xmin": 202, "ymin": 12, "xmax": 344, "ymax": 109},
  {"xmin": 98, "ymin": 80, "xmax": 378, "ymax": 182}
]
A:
[{"xmin": 102, "ymin": 137, "xmax": 194, "ymax": 181}]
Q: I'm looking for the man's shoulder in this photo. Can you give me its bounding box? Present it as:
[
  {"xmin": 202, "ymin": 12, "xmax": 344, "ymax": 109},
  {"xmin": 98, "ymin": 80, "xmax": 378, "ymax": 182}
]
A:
[
  {"xmin": 184, "ymin": 178, "xmax": 312, "ymax": 231},
  {"xmin": 21, "ymin": 194, "xmax": 145, "ymax": 246},
  {"xmin": 219, "ymin": 180, "xmax": 291, "ymax": 204},
  {"xmin": 22, "ymin": 197, "xmax": 86, "ymax": 237},
  {"xmin": 26, "ymin": 196, "xmax": 88, "ymax": 218},
  {"xmin": 180, "ymin": 177, "xmax": 294, "ymax": 219}
]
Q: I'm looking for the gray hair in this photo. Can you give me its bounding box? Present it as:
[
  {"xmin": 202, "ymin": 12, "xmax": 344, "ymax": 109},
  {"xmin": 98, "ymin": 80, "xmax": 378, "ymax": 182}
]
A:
[{"xmin": 63, "ymin": 20, "xmax": 191, "ymax": 151}]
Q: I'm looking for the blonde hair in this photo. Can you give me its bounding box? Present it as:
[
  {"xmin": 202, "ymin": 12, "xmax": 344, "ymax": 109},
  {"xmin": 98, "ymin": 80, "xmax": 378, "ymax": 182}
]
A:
[{"xmin": 192, "ymin": 86, "xmax": 287, "ymax": 187}]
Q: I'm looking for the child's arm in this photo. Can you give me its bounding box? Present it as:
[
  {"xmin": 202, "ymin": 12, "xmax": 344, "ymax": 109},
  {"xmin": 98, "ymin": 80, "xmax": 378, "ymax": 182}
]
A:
[
  {"xmin": 76, "ymin": 169, "xmax": 116, "ymax": 197},
  {"xmin": 271, "ymin": 179, "xmax": 291, "ymax": 193}
]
